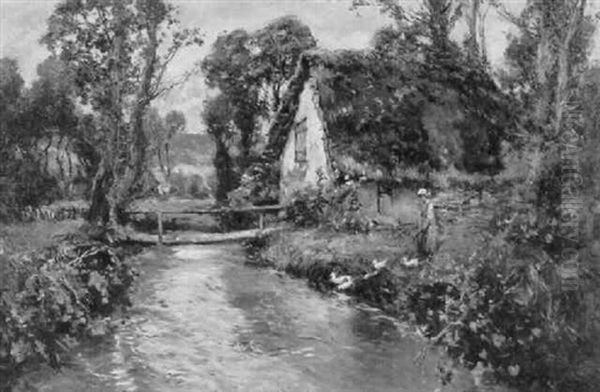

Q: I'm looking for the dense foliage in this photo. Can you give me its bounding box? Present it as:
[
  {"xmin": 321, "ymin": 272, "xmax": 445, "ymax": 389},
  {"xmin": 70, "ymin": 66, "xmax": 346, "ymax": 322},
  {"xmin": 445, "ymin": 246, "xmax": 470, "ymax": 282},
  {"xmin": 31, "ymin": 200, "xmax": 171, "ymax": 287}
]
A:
[
  {"xmin": 335, "ymin": 1, "xmax": 514, "ymax": 175},
  {"xmin": 284, "ymin": 179, "xmax": 371, "ymax": 234},
  {"xmin": 0, "ymin": 57, "xmax": 86, "ymax": 220},
  {"xmin": 407, "ymin": 216, "xmax": 600, "ymax": 391},
  {"xmin": 0, "ymin": 238, "xmax": 137, "ymax": 389}
]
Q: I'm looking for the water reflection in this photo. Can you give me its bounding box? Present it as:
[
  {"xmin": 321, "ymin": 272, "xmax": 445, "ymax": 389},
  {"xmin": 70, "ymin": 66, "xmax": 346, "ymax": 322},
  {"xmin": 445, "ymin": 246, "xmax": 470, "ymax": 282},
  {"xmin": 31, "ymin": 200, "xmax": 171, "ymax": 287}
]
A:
[{"xmin": 22, "ymin": 244, "xmax": 474, "ymax": 392}]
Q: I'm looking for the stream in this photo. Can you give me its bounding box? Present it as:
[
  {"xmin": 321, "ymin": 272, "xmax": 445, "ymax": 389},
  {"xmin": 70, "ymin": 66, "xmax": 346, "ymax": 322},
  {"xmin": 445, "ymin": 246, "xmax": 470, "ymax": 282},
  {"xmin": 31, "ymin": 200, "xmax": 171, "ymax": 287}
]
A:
[{"xmin": 21, "ymin": 244, "xmax": 477, "ymax": 392}]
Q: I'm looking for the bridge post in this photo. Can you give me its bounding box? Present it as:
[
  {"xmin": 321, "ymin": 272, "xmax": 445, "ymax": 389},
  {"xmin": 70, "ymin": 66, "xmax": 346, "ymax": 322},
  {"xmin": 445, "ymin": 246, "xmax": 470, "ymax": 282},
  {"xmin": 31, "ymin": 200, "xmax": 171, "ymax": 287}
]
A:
[
  {"xmin": 258, "ymin": 212, "xmax": 264, "ymax": 230},
  {"xmin": 157, "ymin": 211, "xmax": 163, "ymax": 245}
]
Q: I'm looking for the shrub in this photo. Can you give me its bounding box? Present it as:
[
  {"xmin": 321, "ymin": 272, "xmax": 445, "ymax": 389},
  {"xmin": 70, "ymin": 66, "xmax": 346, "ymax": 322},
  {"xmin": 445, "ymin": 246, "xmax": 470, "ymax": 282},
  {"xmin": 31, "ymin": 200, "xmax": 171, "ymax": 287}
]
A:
[
  {"xmin": 0, "ymin": 239, "xmax": 137, "ymax": 388},
  {"xmin": 284, "ymin": 181, "xmax": 371, "ymax": 233},
  {"xmin": 409, "ymin": 232, "xmax": 599, "ymax": 391},
  {"xmin": 284, "ymin": 186, "xmax": 328, "ymax": 228}
]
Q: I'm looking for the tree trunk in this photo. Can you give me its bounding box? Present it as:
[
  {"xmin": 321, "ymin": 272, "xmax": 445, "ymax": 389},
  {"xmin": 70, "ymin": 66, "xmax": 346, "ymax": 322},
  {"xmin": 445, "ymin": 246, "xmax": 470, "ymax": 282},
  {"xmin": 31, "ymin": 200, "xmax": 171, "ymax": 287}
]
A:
[
  {"xmin": 165, "ymin": 142, "xmax": 171, "ymax": 178},
  {"xmin": 157, "ymin": 144, "xmax": 165, "ymax": 176},
  {"xmin": 43, "ymin": 135, "xmax": 53, "ymax": 174},
  {"xmin": 467, "ymin": 0, "xmax": 480, "ymax": 60},
  {"xmin": 478, "ymin": 1, "xmax": 488, "ymax": 63},
  {"xmin": 534, "ymin": 26, "xmax": 554, "ymax": 128},
  {"xmin": 90, "ymin": 14, "xmax": 158, "ymax": 228},
  {"xmin": 110, "ymin": 19, "xmax": 158, "ymax": 214},
  {"xmin": 87, "ymin": 11, "xmax": 126, "ymax": 227},
  {"xmin": 87, "ymin": 157, "xmax": 112, "ymax": 224},
  {"xmin": 239, "ymin": 120, "xmax": 254, "ymax": 168},
  {"xmin": 555, "ymin": 0, "xmax": 586, "ymax": 249},
  {"xmin": 214, "ymin": 137, "xmax": 235, "ymax": 203},
  {"xmin": 553, "ymin": 0, "xmax": 586, "ymax": 137}
]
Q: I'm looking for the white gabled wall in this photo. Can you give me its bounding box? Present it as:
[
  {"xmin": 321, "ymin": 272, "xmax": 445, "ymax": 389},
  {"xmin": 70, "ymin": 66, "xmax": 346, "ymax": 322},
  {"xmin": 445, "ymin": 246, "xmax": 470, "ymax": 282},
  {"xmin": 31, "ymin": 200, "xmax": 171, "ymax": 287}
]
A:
[{"xmin": 280, "ymin": 77, "xmax": 331, "ymax": 203}]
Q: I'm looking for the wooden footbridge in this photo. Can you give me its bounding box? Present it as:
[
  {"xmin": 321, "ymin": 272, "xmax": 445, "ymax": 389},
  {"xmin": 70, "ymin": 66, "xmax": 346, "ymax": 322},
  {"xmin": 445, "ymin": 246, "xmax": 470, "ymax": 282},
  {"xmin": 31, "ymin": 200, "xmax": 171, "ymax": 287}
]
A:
[{"xmin": 123, "ymin": 204, "xmax": 285, "ymax": 245}]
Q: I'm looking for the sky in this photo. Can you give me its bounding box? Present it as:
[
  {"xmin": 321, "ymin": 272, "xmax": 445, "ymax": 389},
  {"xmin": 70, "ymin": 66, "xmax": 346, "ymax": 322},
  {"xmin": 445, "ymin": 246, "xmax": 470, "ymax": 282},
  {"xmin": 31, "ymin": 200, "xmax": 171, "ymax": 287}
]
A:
[{"xmin": 1, "ymin": 0, "xmax": 599, "ymax": 133}]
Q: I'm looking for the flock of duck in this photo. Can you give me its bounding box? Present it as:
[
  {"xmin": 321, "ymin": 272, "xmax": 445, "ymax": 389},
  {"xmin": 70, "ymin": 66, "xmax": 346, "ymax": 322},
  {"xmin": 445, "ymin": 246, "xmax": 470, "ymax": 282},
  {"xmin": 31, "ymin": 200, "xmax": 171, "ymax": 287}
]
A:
[{"xmin": 329, "ymin": 256, "xmax": 420, "ymax": 291}]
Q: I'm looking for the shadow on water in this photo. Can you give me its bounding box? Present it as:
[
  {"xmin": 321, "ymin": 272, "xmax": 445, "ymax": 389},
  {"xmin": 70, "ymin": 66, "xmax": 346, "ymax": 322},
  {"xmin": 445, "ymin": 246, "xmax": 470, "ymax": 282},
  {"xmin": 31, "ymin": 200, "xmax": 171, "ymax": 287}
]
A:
[{"xmin": 20, "ymin": 244, "xmax": 477, "ymax": 392}]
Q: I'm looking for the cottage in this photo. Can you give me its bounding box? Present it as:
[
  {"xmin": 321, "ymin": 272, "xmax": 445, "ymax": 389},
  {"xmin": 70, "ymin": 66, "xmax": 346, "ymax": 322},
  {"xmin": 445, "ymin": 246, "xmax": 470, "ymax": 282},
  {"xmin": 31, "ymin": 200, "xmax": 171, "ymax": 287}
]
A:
[
  {"xmin": 262, "ymin": 49, "xmax": 501, "ymax": 224},
  {"xmin": 261, "ymin": 50, "xmax": 422, "ymax": 223}
]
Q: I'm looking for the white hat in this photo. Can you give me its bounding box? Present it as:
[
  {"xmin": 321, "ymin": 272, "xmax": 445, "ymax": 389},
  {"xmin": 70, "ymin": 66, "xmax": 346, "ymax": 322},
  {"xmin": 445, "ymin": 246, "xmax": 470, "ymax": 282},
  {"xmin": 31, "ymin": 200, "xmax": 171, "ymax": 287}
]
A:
[{"xmin": 417, "ymin": 188, "xmax": 428, "ymax": 197}]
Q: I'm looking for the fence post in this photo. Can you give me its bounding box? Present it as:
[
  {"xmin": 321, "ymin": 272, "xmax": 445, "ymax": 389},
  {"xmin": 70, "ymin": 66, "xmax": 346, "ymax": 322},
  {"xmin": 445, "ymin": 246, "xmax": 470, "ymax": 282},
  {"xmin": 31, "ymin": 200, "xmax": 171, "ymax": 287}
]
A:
[
  {"xmin": 157, "ymin": 211, "xmax": 163, "ymax": 245},
  {"xmin": 259, "ymin": 212, "xmax": 264, "ymax": 230}
]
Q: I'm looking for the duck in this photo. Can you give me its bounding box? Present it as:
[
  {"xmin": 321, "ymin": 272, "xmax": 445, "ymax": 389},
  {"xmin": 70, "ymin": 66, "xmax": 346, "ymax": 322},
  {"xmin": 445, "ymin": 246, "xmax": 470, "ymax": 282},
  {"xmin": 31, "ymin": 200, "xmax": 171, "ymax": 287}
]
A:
[
  {"xmin": 401, "ymin": 256, "xmax": 420, "ymax": 268},
  {"xmin": 372, "ymin": 258, "xmax": 388, "ymax": 270},
  {"xmin": 363, "ymin": 270, "xmax": 380, "ymax": 280},
  {"xmin": 329, "ymin": 272, "xmax": 354, "ymax": 290}
]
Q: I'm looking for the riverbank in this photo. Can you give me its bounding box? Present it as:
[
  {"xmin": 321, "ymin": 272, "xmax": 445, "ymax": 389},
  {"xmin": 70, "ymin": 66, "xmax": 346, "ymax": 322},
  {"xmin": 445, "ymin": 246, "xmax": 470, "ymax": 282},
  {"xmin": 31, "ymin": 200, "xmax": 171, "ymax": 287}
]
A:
[
  {"xmin": 251, "ymin": 229, "xmax": 416, "ymax": 314},
  {"xmin": 17, "ymin": 243, "xmax": 480, "ymax": 392},
  {"xmin": 0, "ymin": 220, "xmax": 138, "ymax": 391},
  {"xmin": 250, "ymin": 227, "xmax": 600, "ymax": 391}
]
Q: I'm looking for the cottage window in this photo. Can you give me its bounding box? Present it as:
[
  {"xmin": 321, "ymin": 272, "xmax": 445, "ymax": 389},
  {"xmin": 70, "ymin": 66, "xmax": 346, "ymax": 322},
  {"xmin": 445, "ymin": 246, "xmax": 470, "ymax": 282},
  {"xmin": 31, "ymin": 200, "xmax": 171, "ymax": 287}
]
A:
[{"xmin": 294, "ymin": 119, "xmax": 307, "ymax": 163}]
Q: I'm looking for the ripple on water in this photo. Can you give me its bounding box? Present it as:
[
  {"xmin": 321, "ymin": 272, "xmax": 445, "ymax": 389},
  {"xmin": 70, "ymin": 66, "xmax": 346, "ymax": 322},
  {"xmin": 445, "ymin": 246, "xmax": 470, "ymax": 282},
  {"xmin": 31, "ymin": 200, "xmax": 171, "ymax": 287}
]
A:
[{"xmin": 22, "ymin": 244, "xmax": 480, "ymax": 392}]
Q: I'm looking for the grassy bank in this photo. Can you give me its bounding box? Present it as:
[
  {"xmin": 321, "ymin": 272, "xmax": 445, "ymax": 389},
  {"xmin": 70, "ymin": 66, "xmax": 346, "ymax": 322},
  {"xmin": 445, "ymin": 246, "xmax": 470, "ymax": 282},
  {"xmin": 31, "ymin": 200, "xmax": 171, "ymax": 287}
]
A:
[
  {"xmin": 1, "ymin": 219, "xmax": 83, "ymax": 253},
  {"xmin": 0, "ymin": 220, "xmax": 138, "ymax": 390},
  {"xmin": 252, "ymin": 228, "xmax": 417, "ymax": 314},
  {"xmin": 251, "ymin": 227, "xmax": 600, "ymax": 391}
]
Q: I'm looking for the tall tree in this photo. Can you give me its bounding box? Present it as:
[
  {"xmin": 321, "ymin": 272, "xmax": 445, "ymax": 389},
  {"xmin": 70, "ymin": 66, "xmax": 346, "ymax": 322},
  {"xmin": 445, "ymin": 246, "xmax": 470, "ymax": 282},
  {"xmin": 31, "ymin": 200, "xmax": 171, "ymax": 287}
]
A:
[
  {"xmin": 498, "ymin": 0, "xmax": 598, "ymax": 335},
  {"xmin": 202, "ymin": 94, "xmax": 237, "ymax": 203},
  {"xmin": 500, "ymin": 0, "xmax": 592, "ymax": 221},
  {"xmin": 42, "ymin": 0, "xmax": 202, "ymax": 226},
  {"xmin": 499, "ymin": 0, "xmax": 592, "ymax": 133},
  {"xmin": 252, "ymin": 15, "xmax": 317, "ymax": 111},
  {"xmin": 202, "ymin": 29, "xmax": 258, "ymax": 165}
]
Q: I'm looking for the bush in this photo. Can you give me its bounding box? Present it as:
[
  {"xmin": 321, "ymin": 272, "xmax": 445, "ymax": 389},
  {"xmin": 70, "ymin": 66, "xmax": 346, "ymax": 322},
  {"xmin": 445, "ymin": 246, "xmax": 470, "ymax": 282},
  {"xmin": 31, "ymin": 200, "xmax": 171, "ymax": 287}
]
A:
[
  {"xmin": 285, "ymin": 181, "xmax": 371, "ymax": 233},
  {"xmin": 284, "ymin": 186, "xmax": 328, "ymax": 228},
  {"xmin": 409, "ymin": 233, "xmax": 599, "ymax": 391},
  {"xmin": 0, "ymin": 239, "xmax": 137, "ymax": 389}
]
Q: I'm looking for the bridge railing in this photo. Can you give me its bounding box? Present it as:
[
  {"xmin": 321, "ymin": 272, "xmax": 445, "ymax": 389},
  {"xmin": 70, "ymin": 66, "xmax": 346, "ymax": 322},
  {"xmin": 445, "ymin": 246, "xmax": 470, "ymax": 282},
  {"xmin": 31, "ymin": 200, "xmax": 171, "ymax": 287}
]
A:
[{"xmin": 124, "ymin": 205, "xmax": 283, "ymax": 245}]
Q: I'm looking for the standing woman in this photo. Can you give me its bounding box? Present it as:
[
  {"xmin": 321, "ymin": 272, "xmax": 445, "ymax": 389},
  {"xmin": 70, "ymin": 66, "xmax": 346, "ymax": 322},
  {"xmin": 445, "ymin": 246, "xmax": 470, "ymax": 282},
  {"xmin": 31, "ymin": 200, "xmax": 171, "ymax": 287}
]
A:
[{"xmin": 416, "ymin": 188, "xmax": 438, "ymax": 258}]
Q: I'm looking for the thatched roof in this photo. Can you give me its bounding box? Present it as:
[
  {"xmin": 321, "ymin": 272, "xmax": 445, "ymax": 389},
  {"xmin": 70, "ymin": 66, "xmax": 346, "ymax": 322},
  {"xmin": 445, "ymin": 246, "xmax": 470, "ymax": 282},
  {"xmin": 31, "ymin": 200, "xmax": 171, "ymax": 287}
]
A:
[{"xmin": 261, "ymin": 44, "xmax": 511, "ymax": 183}]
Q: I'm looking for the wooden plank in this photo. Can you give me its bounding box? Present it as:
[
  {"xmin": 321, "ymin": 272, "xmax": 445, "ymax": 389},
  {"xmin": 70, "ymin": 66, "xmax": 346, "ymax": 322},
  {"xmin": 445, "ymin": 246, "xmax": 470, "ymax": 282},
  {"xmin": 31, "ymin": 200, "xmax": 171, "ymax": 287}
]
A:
[
  {"xmin": 124, "ymin": 204, "xmax": 283, "ymax": 216},
  {"xmin": 124, "ymin": 226, "xmax": 285, "ymax": 245},
  {"xmin": 157, "ymin": 211, "xmax": 163, "ymax": 245}
]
